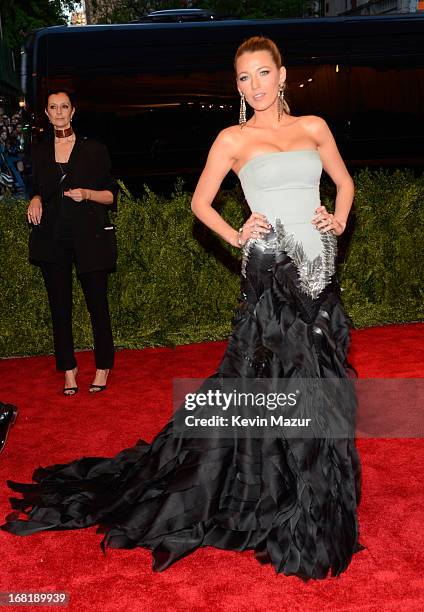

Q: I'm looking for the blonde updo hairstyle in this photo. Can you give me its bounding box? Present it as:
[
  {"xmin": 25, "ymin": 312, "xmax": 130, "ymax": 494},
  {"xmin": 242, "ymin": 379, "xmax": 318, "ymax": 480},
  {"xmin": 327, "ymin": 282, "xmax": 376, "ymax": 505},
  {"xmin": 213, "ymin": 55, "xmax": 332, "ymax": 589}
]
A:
[{"xmin": 234, "ymin": 36, "xmax": 291, "ymax": 116}]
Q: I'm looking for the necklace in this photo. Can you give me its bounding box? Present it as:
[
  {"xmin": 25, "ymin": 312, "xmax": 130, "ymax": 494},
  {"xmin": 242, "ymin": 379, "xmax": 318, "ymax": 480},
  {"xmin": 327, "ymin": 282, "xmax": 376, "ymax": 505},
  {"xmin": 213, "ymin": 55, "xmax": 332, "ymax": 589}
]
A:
[{"xmin": 54, "ymin": 127, "xmax": 74, "ymax": 138}]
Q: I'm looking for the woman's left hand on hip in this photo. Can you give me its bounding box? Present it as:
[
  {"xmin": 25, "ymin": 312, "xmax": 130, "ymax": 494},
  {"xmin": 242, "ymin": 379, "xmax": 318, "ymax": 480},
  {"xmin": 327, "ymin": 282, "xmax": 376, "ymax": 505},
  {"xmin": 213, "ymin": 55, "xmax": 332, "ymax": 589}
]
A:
[{"xmin": 312, "ymin": 205, "xmax": 346, "ymax": 236}]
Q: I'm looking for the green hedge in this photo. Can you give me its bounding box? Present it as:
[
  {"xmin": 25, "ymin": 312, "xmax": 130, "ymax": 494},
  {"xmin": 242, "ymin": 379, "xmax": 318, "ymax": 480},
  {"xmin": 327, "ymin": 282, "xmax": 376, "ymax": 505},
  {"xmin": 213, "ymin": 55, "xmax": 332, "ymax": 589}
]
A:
[
  {"xmin": 339, "ymin": 168, "xmax": 424, "ymax": 326},
  {"xmin": 0, "ymin": 169, "xmax": 423, "ymax": 358}
]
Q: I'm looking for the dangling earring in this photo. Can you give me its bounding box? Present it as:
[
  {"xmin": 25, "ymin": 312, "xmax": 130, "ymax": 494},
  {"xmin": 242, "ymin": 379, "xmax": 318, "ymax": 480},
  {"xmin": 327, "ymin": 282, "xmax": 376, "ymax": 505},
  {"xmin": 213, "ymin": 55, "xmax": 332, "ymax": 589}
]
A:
[
  {"xmin": 239, "ymin": 93, "xmax": 246, "ymax": 126},
  {"xmin": 278, "ymin": 84, "xmax": 285, "ymax": 122}
]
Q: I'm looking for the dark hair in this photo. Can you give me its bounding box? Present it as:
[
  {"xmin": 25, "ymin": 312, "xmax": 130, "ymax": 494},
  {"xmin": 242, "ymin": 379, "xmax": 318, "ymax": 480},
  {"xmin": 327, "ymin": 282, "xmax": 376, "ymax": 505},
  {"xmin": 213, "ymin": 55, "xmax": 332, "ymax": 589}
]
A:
[{"xmin": 45, "ymin": 89, "xmax": 76, "ymax": 109}]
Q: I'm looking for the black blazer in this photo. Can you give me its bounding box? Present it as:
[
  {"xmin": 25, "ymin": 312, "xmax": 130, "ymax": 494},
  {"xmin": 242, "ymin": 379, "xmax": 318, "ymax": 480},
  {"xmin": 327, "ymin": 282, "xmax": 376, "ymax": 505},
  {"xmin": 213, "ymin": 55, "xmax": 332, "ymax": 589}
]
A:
[{"xmin": 29, "ymin": 134, "xmax": 119, "ymax": 274}]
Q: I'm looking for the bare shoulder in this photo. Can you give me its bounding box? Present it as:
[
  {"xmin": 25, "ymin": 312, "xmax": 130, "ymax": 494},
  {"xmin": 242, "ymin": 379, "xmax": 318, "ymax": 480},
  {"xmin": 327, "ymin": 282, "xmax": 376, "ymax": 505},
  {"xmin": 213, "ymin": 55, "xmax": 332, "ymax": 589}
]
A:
[
  {"xmin": 214, "ymin": 125, "xmax": 243, "ymax": 148},
  {"xmin": 209, "ymin": 125, "xmax": 243, "ymax": 163},
  {"xmin": 299, "ymin": 115, "xmax": 331, "ymax": 138}
]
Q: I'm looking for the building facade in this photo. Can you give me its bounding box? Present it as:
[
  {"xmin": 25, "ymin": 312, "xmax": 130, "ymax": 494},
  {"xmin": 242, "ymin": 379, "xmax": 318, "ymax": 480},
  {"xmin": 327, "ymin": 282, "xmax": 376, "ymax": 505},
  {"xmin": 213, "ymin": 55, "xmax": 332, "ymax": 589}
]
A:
[{"xmin": 324, "ymin": 0, "xmax": 420, "ymax": 16}]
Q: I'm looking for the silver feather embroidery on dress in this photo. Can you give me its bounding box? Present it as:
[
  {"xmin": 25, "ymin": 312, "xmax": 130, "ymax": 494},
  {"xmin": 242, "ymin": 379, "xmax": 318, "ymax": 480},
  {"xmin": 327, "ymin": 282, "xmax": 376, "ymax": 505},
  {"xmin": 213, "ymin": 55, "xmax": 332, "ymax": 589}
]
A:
[{"xmin": 241, "ymin": 219, "xmax": 337, "ymax": 299}]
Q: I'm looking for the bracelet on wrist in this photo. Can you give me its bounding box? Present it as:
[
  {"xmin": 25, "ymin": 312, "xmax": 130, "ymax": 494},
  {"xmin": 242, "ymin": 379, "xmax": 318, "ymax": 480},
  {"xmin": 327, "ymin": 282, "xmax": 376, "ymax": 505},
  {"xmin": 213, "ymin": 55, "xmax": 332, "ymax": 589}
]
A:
[{"xmin": 237, "ymin": 227, "xmax": 244, "ymax": 248}]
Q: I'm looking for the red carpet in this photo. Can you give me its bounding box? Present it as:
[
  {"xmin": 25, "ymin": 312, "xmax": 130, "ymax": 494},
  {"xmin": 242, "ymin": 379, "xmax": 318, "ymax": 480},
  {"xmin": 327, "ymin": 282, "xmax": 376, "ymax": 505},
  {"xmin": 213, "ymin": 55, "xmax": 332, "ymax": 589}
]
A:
[{"xmin": 0, "ymin": 322, "xmax": 423, "ymax": 612}]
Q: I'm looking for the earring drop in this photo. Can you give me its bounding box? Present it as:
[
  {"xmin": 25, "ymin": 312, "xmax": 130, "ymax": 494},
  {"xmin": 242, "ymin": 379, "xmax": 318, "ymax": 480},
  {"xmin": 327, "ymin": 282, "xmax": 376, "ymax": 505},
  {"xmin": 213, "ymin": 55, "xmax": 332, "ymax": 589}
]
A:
[
  {"xmin": 239, "ymin": 93, "xmax": 246, "ymax": 126},
  {"xmin": 278, "ymin": 84, "xmax": 285, "ymax": 122}
]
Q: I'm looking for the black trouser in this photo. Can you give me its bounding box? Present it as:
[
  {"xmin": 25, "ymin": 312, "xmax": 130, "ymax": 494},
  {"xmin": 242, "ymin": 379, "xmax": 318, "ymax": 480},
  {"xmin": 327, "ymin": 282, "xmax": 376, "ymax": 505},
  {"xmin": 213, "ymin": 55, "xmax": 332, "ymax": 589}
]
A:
[{"xmin": 40, "ymin": 241, "xmax": 114, "ymax": 372}]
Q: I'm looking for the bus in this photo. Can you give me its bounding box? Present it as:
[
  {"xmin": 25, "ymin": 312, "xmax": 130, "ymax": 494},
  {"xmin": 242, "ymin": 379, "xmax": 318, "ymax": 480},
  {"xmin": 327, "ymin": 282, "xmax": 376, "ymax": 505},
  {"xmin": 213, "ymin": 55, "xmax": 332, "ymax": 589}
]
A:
[{"xmin": 22, "ymin": 12, "xmax": 424, "ymax": 189}]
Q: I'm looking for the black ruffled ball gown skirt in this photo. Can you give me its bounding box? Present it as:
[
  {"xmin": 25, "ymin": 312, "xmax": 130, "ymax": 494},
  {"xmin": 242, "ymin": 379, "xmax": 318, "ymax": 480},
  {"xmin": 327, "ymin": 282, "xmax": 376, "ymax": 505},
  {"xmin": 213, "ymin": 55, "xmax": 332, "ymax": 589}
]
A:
[{"xmin": 2, "ymin": 228, "xmax": 361, "ymax": 580}]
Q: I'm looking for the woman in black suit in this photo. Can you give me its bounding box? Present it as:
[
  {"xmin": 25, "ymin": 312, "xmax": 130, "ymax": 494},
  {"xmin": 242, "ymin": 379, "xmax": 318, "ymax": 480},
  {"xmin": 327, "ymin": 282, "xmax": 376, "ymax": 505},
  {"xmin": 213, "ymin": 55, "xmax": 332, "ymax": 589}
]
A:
[{"xmin": 27, "ymin": 91, "xmax": 119, "ymax": 395}]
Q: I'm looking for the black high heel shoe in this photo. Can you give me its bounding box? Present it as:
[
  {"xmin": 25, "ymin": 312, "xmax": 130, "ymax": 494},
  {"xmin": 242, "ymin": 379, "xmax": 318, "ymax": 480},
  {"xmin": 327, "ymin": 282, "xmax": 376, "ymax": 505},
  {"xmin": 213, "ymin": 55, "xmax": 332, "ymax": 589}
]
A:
[
  {"xmin": 63, "ymin": 367, "xmax": 78, "ymax": 396},
  {"xmin": 0, "ymin": 403, "xmax": 18, "ymax": 454},
  {"xmin": 89, "ymin": 369, "xmax": 109, "ymax": 394},
  {"xmin": 89, "ymin": 384, "xmax": 106, "ymax": 393}
]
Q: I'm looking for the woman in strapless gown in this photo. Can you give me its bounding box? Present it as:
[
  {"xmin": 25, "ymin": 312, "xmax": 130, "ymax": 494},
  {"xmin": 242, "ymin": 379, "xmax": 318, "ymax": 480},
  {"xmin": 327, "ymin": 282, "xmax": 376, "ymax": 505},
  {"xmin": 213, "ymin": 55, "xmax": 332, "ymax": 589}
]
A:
[{"xmin": 2, "ymin": 37, "xmax": 361, "ymax": 580}]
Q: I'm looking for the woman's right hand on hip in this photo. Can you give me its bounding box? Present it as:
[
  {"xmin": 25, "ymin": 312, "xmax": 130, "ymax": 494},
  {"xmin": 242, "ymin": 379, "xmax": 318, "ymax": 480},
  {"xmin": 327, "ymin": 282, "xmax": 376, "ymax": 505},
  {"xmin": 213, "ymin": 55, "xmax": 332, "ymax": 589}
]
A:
[
  {"xmin": 27, "ymin": 197, "xmax": 42, "ymax": 225},
  {"xmin": 239, "ymin": 213, "xmax": 270, "ymax": 245}
]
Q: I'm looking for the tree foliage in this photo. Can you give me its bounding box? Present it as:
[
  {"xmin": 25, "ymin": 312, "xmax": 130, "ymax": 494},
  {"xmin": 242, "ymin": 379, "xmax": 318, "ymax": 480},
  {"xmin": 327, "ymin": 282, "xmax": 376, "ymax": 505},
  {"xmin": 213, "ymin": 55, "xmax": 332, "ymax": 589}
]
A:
[{"xmin": 1, "ymin": 0, "xmax": 78, "ymax": 52}]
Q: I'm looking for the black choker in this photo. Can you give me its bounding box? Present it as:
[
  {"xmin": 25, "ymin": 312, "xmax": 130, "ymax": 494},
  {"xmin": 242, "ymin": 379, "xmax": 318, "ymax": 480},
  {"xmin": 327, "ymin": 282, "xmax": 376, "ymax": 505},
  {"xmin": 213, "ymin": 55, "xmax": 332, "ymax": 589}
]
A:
[{"xmin": 54, "ymin": 127, "xmax": 74, "ymax": 138}]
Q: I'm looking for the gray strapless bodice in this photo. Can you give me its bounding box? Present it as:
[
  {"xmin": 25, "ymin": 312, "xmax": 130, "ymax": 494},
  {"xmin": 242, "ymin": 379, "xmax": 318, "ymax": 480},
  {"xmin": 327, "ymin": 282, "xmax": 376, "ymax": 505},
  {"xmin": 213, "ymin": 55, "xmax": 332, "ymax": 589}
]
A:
[
  {"xmin": 239, "ymin": 149, "xmax": 326, "ymax": 261},
  {"xmin": 238, "ymin": 149, "xmax": 337, "ymax": 298}
]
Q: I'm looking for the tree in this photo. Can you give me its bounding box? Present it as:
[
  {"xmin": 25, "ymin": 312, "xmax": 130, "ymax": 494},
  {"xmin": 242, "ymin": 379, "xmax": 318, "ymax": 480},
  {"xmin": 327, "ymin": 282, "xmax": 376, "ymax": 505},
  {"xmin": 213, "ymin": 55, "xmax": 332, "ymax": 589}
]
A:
[{"xmin": 1, "ymin": 0, "xmax": 78, "ymax": 52}]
